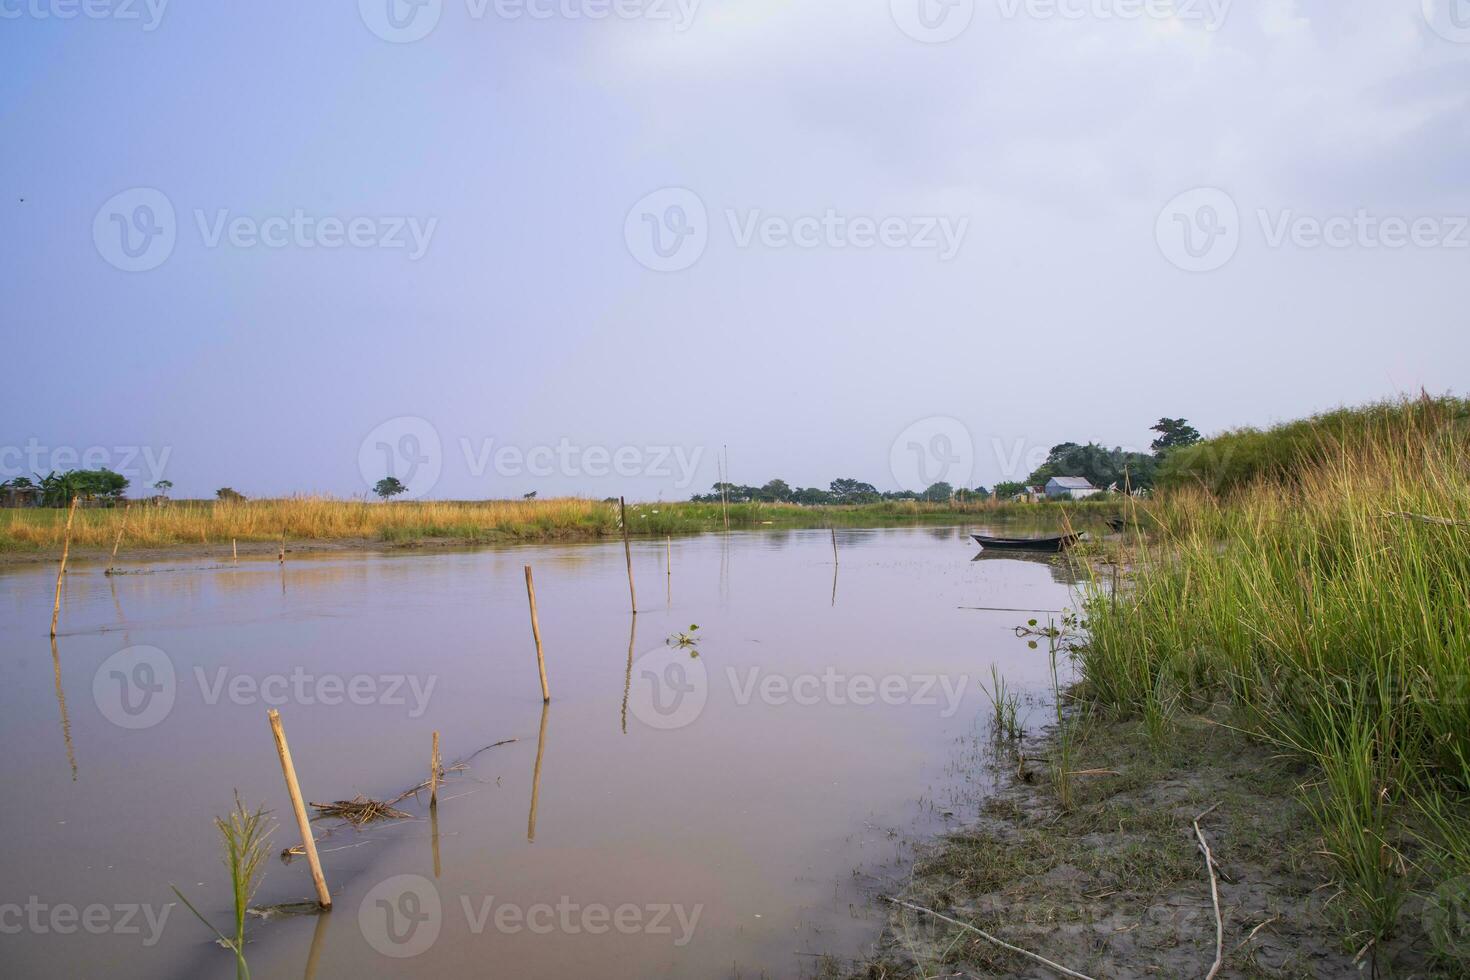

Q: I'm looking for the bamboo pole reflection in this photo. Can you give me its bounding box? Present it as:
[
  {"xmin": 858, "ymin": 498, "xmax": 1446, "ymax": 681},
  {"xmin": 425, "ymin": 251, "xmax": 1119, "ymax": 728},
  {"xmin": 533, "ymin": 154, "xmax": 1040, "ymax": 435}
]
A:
[
  {"xmin": 50, "ymin": 638, "xmax": 77, "ymax": 781},
  {"xmin": 527, "ymin": 702, "xmax": 549, "ymax": 842},
  {"xmin": 831, "ymin": 561, "xmax": 838, "ymax": 607},
  {"xmin": 430, "ymin": 800, "xmax": 442, "ymax": 879},
  {"xmin": 301, "ymin": 902, "xmax": 330, "ymax": 980},
  {"xmin": 621, "ymin": 613, "xmax": 638, "ymax": 735}
]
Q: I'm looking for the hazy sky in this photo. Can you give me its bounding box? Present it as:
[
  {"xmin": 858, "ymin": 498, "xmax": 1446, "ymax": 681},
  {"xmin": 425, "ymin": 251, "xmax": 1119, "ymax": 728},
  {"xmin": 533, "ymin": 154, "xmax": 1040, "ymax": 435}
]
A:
[{"xmin": 3, "ymin": 0, "xmax": 1467, "ymax": 500}]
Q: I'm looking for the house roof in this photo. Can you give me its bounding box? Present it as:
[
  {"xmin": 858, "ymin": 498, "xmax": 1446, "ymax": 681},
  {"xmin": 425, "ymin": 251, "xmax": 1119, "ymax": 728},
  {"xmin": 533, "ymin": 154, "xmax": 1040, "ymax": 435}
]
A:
[{"xmin": 1047, "ymin": 476, "xmax": 1096, "ymax": 489}]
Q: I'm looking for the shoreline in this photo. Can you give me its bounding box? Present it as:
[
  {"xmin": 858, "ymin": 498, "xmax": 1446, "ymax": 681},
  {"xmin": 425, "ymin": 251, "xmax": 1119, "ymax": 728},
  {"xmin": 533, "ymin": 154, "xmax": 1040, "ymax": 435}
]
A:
[{"xmin": 840, "ymin": 709, "xmax": 1449, "ymax": 978}]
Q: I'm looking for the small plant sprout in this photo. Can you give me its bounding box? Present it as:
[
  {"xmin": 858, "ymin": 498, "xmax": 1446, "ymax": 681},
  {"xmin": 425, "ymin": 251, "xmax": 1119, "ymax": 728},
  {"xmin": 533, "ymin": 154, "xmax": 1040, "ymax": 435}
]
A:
[
  {"xmin": 171, "ymin": 793, "xmax": 275, "ymax": 980},
  {"xmin": 667, "ymin": 624, "xmax": 701, "ymax": 653}
]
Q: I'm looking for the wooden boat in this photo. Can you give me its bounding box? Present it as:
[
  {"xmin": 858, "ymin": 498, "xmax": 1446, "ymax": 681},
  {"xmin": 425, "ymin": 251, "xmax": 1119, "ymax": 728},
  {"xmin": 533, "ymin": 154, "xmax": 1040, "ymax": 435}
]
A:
[{"xmin": 972, "ymin": 533, "xmax": 1080, "ymax": 553}]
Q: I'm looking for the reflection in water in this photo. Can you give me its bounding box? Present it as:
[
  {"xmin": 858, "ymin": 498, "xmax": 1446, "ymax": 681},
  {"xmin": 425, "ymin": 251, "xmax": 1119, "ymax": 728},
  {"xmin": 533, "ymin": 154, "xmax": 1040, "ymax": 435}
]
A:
[
  {"xmin": 620, "ymin": 615, "xmax": 637, "ymax": 735},
  {"xmin": 301, "ymin": 902, "xmax": 329, "ymax": 980},
  {"xmin": 970, "ymin": 549, "xmax": 1088, "ymax": 586},
  {"xmin": 430, "ymin": 802, "xmax": 442, "ymax": 879},
  {"xmin": 527, "ymin": 702, "xmax": 549, "ymax": 842},
  {"xmin": 50, "ymin": 638, "xmax": 77, "ymax": 781}
]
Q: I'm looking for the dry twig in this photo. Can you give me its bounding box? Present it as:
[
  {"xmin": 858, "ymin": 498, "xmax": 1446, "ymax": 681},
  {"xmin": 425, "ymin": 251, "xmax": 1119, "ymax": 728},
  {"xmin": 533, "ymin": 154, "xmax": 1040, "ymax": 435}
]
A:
[{"xmin": 885, "ymin": 898, "xmax": 1099, "ymax": 980}]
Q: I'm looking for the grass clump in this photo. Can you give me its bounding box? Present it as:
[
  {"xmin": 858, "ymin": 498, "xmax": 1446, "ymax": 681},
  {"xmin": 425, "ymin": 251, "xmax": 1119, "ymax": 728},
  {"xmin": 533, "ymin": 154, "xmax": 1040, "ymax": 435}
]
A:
[{"xmin": 171, "ymin": 794, "xmax": 274, "ymax": 980}]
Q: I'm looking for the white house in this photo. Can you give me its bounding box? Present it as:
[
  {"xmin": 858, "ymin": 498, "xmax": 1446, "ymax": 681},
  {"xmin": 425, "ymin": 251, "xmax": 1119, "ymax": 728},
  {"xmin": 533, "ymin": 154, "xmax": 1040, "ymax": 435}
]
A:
[{"xmin": 1046, "ymin": 476, "xmax": 1101, "ymax": 500}]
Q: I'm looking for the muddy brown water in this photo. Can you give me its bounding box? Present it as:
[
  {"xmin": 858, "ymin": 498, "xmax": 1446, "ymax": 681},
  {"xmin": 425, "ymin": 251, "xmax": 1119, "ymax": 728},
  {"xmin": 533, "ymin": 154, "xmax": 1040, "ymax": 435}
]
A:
[{"xmin": 0, "ymin": 525, "xmax": 1088, "ymax": 979}]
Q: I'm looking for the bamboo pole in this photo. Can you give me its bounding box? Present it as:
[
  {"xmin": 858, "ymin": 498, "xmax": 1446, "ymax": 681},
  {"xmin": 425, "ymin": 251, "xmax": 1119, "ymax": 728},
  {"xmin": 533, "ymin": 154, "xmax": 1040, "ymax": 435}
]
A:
[
  {"xmin": 232, "ymin": 538, "xmax": 238, "ymax": 565},
  {"xmin": 831, "ymin": 527, "xmax": 839, "ymax": 565},
  {"xmin": 619, "ymin": 497, "xmax": 637, "ymax": 614},
  {"xmin": 49, "ymin": 496, "xmax": 78, "ymax": 638},
  {"xmin": 107, "ymin": 501, "xmax": 131, "ymax": 576},
  {"xmin": 524, "ymin": 566, "xmax": 550, "ymax": 703},
  {"xmin": 720, "ymin": 448, "xmax": 730, "ymax": 531},
  {"xmin": 266, "ymin": 709, "xmax": 332, "ymax": 909},
  {"xmin": 666, "ymin": 535, "xmax": 672, "ymax": 575},
  {"xmin": 278, "ymin": 533, "xmax": 286, "ymax": 564},
  {"xmin": 429, "ymin": 731, "xmax": 441, "ymax": 808}
]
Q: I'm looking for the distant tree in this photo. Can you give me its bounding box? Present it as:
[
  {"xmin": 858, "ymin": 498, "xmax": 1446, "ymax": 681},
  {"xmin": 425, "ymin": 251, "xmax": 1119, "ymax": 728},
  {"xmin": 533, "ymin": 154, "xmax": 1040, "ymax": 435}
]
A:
[
  {"xmin": 955, "ymin": 486, "xmax": 990, "ymax": 502},
  {"xmin": 216, "ymin": 487, "xmax": 245, "ymax": 502},
  {"xmin": 523, "ymin": 491, "xmax": 538, "ymax": 500},
  {"xmin": 1025, "ymin": 442, "xmax": 1157, "ymax": 492},
  {"xmin": 993, "ymin": 480, "xmax": 1027, "ymax": 500},
  {"xmin": 374, "ymin": 477, "xmax": 407, "ymax": 500},
  {"xmin": 790, "ymin": 486, "xmax": 834, "ymax": 505},
  {"xmin": 758, "ymin": 479, "xmax": 793, "ymax": 503},
  {"xmin": 153, "ymin": 479, "xmax": 173, "ymax": 498},
  {"xmin": 921, "ymin": 481, "xmax": 954, "ymax": 502},
  {"xmin": 1150, "ymin": 418, "xmax": 1202, "ymax": 456},
  {"xmin": 36, "ymin": 469, "xmax": 128, "ymax": 506},
  {"xmin": 828, "ymin": 478, "xmax": 880, "ymax": 504}
]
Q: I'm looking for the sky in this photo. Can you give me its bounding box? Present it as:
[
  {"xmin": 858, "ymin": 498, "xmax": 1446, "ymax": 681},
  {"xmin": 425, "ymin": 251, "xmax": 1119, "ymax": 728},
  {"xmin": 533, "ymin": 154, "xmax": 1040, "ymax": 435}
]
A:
[{"xmin": 2, "ymin": 0, "xmax": 1467, "ymax": 500}]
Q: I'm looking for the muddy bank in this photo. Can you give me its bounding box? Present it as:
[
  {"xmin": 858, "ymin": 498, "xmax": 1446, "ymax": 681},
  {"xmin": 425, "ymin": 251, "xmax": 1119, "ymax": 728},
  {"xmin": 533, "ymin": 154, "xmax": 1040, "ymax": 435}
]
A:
[{"xmin": 840, "ymin": 711, "xmax": 1453, "ymax": 979}]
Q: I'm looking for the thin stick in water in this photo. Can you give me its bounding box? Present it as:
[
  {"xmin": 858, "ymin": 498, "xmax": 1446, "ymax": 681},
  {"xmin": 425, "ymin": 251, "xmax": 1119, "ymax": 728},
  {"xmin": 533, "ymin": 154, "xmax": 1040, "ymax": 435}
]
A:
[
  {"xmin": 267, "ymin": 709, "xmax": 332, "ymax": 910},
  {"xmin": 524, "ymin": 565, "xmax": 551, "ymax": 702},
  {"xmin": 107, "ymin": 501, "xmax": 131, "ymax": 576},
  {"xmin": 49, "ymin": 496, "xmax": 79, "ymax": 638},
  {"xmin": 429, "ymin": 731, "xmax": 441, "ymax": 808},
  {"xmin": 831, "ymin": 527, "xmax": 838, "ymax": 565},
  {"xmin": 619, "ymin": 497, "xmax": 637, "ymax": 614}
]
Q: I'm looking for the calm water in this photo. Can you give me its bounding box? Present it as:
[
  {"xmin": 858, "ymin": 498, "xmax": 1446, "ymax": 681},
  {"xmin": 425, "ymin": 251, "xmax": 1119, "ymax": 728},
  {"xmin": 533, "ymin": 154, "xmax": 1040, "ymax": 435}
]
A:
[{"xmin": 0, "ymin": 526, "xmax": 1086, "ymax": 979}]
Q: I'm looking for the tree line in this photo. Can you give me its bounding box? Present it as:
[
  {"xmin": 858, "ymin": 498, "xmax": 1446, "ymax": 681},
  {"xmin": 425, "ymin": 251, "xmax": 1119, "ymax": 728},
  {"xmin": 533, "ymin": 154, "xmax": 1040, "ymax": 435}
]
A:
[{"xmin": 690, "ymin": 419, "xmax": 1202, "ymax": 504}]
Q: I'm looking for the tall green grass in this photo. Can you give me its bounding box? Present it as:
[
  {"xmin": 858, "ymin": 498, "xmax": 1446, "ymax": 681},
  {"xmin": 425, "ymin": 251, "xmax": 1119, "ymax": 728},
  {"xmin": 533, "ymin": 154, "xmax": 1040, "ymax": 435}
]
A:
[{"xmin": 1083, "ymin": 397, "xmax": 1470, "ymax": 963}]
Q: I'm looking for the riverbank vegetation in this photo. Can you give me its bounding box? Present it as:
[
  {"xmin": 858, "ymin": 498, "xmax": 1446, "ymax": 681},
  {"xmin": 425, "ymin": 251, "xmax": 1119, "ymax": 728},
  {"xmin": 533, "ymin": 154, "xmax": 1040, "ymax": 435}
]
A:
[
  {"xmin": 0, "ymin": 495, "xmax": 1121, "ymax": 555},
  {"xmin": 843, "ymin": 395, "xmax": 1470, "ymax": 978},
  {"xmin": 1080, "ymin": 394, "xmax": 1470, "ymax": 969}
]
